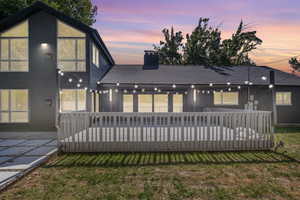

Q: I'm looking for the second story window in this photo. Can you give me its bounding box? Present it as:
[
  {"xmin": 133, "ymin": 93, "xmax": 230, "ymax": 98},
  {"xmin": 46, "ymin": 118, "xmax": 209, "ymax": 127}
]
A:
[
  {"xmin": 0, "ymin": 20, "xmax": 28, "ymax": 72},
  {"xmin": 57, "ymin": 20, "xmax": 86, "ymax": 72},
  {"xmin": 92, "ymin": 43, "xmax": 99, "ymax": 67}
]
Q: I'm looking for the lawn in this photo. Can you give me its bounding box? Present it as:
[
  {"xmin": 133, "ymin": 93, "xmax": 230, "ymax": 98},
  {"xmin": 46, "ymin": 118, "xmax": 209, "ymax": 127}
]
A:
[{"xmin": 1, "ymin": 133, "xmax": 299, "ymax": 200}]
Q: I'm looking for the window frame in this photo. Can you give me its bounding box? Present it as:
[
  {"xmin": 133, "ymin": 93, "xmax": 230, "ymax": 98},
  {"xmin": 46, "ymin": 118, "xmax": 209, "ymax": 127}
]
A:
[
  {"xmin": 276, "ymin": 92, "xmax": 292, "ymax": 106},
  {"xmin": 123, "ymin": 94, "xmax": 133, "ymax": 112},
  {"xmin": 92, "ymin": 43, "xmax": 100, "ymax": 68},
  {"xmin": 60, "ymin": 89, "xmax": 87, "ymax": 112},
  {"xmin": 0, "ymin": 21, "xmax": 29, "ymax": 72},
  {"xmin": 213, "ymin": 91, "xmax": 239, "ymax": 106},
  {"xmin": 0, "ymin": 89, "xmax": 29, "ymax": 123},
  {"xmin": 57, "ymin": 20, "xmax": 86, "ymax": 72},
  {"xmin": 173, "ymin": 94, "xmax": 183, "ymax": 112}
]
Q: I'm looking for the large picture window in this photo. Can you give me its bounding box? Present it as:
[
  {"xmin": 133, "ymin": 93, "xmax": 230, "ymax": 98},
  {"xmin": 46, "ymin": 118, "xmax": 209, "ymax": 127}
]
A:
[
  {"xmin": 57, "ymin": 20, "xmax": 86, "ymax": 72},
  {"xmin": 154, "ymin": 94, "xmax": 168, "ymax": 112},
  {"xmin": 123, "ymin": 95, "xmax": 133, "ymax": 112},
  {"xmin": 214, "ymin": 92, "xmax": 239, "ymax": 105},
  {"xmin": 60, "ymin": 89, "xmax": 86, "ymax": 111},
  {"xmin": 276, "ymin": 92, "xmax": 292, "ymax": 105},
  {"xmin": 173, "ymin": 94, "xmax": 183, "ymax": 112},
  {"xmin": 0, "ymin": 89, "xmax": 29, "ymax": 123},
  {"xmin": 0, "ymin": 21, "xmax": 28, "ymax": 72},
  {"xmin": 138, "ymin": 95, "xmax": 152, "ymax": 112},
  {"xmin": 92, "ymin": 43, "xmax": 99, "ymax": 67}
]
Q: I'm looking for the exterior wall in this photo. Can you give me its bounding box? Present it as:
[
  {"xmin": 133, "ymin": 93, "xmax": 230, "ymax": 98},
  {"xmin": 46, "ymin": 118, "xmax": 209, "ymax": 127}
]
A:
[
  {"xmin": 0, "ymin": 11, "xmax": 113, "ymax": 131},
  {"xmin": 276, "ymin": 86, "xmax": 300, "ymax": 124}
]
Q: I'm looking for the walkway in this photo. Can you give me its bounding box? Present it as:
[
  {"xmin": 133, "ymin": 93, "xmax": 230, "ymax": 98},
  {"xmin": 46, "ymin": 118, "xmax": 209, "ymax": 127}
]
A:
[{"xmin": 0, "ymin": 132, "xmax": 57, "ymax": 190}]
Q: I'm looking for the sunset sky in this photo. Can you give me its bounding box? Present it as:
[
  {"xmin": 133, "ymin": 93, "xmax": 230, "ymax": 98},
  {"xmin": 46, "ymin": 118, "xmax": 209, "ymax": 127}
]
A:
[{"xmin": 91, "ymin": 0, "xmax": 300, "ymax": 73}]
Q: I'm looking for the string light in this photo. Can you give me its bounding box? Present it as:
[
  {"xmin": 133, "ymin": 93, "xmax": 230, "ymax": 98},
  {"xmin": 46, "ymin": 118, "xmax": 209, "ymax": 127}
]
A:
[
  {"xmin": 244, "ymin": 81, "xmax": 249, "ymax": 85},
  {"xmin": 116, "ymin": 82, "xmax": 120, "ymax": 86},
  {"xmin": 172, "ymin": 84, "xmax": 176, "ymax": 88},
  {"xmin": 191, "ymin": 84, "xmax": 195, "ymax": 89},
  {"xmin": 97, "ymin": 81, "xmax": 100, "ymax": 85},
  {"xmin": 249, "ymin": 82, "xmax": 253, "ymax": 86},
  {"xmin": 261, "ymin": 76, "xmax": 267, "ymax": 81},
  {"xmin": 133, "ymin": 90, "xmax": 137, "ymax": 94},
  {"xmin": 84, "ymin": 87, "xmax": 88, "ymax": 90},
  {"xmin": 141, "ymin": 88, "xmax": 145, "ymax": 92},
  {"xmin": 124, "ymin": 89, "xmax": 128, "ymax": 93},
  {"xmin": 227, "ymin": 82, "xmax": 231, "ymax": 86},
  {"xmin": 134, "ymin": 84, "xmax": 138, "ymax": 88},
  {"xmin": 228, "ymin": 88, "xmax": 232, "ymax": 91},
  {"xmin": 158, "ymin": 89, "xmax": 161, "ymax": 93},
  {"xmin": 115, "ymin": 89, "xmax": 119, "ymax": 93},
  {"xmin": 154, "ymin": 87, "xmax": 158, "ymax": 91},
  {"xmin": 238, "ymin": 86, "xmax": 241, "ymax": 89},
  {"xmin": 79, "ymin": 79, "xmax": 83, "ymax": 83},
  {"xmin": 68, "ymin": 78, "xmax": 73, "ymax": 83},
  {"xmin": 209, "ymin": 83, "xmax": 213, "ymax": 87},
  {"xmin": 269, "ymin": 84, "xmax": 274, "ymax": 89}
]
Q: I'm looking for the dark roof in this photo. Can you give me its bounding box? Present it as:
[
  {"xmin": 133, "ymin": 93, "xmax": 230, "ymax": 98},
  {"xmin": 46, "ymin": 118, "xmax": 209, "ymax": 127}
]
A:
[
  {"xmin": 100, "ymin": 65, "xmax": 300, "ymax": 86},
  {"xmin": 0, "ymin": 1, "xmax": 114, "ymax": 66}
]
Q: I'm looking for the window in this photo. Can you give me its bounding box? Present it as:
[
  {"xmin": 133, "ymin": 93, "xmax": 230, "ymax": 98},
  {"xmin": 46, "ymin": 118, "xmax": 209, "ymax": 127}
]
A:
[
  {"xmin": 95, "ymin": 93, "xmax": 100, "ymax": 112},
  {"xmin": 154, "ymin": 94, "xmax": 168, "ymax": 112},
  {"xmin": 57, "ymin": 20, "xmax": 86, "ymax": 72},
  {"xmin": 276, "ymin": 92, "xmax": 292, "ymax": 105},
  {"xmin": 214, "ymin": 92, "xmax": 239, "ymax": 105},
  {"xmin": 92, "ymin": 43, "xmax": 99, "ymax": 67},
  {"xmin": 0, "ymin": 21, "xmax": 28, "ymax": 72},
  {"xmin": 0, "ymin": 89, "xmax": 29, "ymax": 123},
  {"xmin": 138, "ymin": 95, "xmax": 152, "ymax": 112},
  {"xmin": 173, "ymin": 94, "xmax": 183, "ymax": 112},
  {"xmin": 60, "ymin": 89, "xmax": 86, "ymax": 111},
  {"xmin": 123, "ymin": 95, "xmax": 133, "ymax": 112}
]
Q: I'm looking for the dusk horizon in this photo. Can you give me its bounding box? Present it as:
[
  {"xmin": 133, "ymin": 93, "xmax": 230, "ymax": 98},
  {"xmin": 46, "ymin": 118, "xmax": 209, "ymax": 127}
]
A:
[{"xmin": 92, "ymin": 0, "xmax": 300, "ymax": 73}]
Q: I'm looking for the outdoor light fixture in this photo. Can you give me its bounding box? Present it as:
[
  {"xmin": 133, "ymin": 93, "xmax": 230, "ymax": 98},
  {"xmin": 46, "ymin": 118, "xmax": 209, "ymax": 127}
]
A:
[
  {"xmin": 68, "ymin": 78, "xmax": 73, "ymax": 83},
  {"xmin": 172, "ymin": 84, "xmax": 176, "ymax": 88},
  {"xmin": 60, "ymin": 72, "xmax": 64, "ymax": 76},
  {"xmin": 244, "ymin": 81, "xmax": 249, "ymax": 85},
  {"xmin": 97, "ymin": 81, "xmax": 100, "ymax": 85},
  {"xmin": 109, "ymin": 89, "xmax": 113, "ymax": 102},
  {"xmin": 227, "ymin": 82, "xmax": 231, "ymax": 86},
  {"xmin": 249, "ymin": 82, "xmax": 253, "ymax": 85},
  {"xmin": 134, "ymin": 84, "xmax": 138, "ymax": 89},
  {"xmin": 77, "ymin": 84, "xmax": 81, "ymax": 88},
  {"xmin": 191, "ymin": 85, "xmax": 195, "ymax": 89},
  {"xmin": 209, "ymin": 83, "xmax": 213, "ymax": 87},
  {"xmin": 154, "ymin": 87, "xmax": 158, "ymax": 91},
  {"xmin": 79, "ymin": 79, "xmax": 83, "ymax": 83},
  {"xmin": 269, "ymin": 84, "xmax": 274, "ymax": 89},
  {"xmin": 116, "ymin": 83, "xmax": 120, "ymax": 86},
  {"xmin": 41, "ymin": 43, "xmax": 48, "ymax": 48},
  {"xmin": 261, "ymin": 76, "xmax": 267, "ymax": 81},
  {"xmin": 238, "ymin": 85, "xmax": 241, "ymax": 89}
]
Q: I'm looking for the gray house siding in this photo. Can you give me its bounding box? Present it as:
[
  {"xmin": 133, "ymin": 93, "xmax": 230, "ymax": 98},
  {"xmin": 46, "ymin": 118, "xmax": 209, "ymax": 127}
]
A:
[{"xmin": 276, "ymin": 86, "xmax": 300, "ymax": 124}]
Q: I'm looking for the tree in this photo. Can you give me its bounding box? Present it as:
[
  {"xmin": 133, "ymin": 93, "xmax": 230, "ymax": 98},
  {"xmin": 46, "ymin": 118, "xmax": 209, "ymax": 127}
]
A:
[
  {"xmin": 154, "ymin": 27, "xmax": 184, "ymax": 65},
  {"xmin": 0, "ymin": 0, "xmax": 97, "ymax": 25},
  {"xmin": 154, "ymin": 18, "xmax": 263, "ymax": 66},
  {"xmin": 183, "ymin": 18, "xmax": 222, "ymax": 65},
  {"xmin": 220, "ymin": 21, "xmax": 262, "ymax": 66},
  {"xmin": 289, "ymin": 57, "xmax": 300, "ymax": 73}
]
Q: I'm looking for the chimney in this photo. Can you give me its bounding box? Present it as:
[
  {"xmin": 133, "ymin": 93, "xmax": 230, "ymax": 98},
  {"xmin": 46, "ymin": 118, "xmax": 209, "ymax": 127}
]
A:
[{"xmin": 143, "ymin": 50, "xmax": 159, "ymax": 70}]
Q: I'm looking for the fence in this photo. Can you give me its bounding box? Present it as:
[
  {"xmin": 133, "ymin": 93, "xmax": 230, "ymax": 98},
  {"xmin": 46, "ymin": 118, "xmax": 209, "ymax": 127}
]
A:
[{"xmin": 58, "ymin": 111, "xmax": 274, "ymax": 152}]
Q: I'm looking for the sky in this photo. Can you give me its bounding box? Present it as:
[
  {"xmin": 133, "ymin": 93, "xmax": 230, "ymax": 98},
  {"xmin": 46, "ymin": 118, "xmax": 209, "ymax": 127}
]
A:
[{"xmin": 91, "ymin": 0, "xmax": 300, "ymax": 73}]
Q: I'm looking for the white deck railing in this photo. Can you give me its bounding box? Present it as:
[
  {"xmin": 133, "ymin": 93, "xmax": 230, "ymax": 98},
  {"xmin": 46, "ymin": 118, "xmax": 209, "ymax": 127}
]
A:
[{"xmin": 58, "ymin": 111, "xmax": 274, "ymax": 152}]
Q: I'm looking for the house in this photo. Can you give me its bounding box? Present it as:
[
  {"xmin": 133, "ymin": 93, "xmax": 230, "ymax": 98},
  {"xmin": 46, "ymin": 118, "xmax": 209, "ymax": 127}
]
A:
[
  {"xmin": 0, "ymin": 2, "xmax": 300, "ymax": 134},
  {"xmin": 0, "ymin": 1, "xmax": 114, "ymax": 131}
]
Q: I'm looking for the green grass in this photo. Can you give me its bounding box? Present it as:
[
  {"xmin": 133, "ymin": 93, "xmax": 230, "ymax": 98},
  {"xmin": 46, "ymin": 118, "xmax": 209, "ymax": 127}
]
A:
[{"xmin": 1, "ymin": 133, "xmax": 299, "ymax": 200}]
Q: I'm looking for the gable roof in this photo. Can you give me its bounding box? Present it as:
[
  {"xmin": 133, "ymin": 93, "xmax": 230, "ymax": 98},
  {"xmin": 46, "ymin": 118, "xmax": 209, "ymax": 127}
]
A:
[
  {"xmin": 100, "ymin": 65, "xmax": 300, "ymax": 86},
  {"xmin": 0, "ymin": 1, "xmax": 114, "ymax": 66}
]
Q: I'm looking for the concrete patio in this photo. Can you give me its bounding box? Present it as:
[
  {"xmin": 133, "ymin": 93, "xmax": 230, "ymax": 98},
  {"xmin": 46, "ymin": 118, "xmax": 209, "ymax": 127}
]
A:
[{"xmin": 0, "ymin": 132, "xmax": 57, "ymax": 190}]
